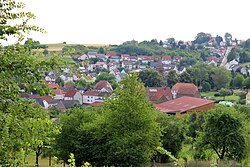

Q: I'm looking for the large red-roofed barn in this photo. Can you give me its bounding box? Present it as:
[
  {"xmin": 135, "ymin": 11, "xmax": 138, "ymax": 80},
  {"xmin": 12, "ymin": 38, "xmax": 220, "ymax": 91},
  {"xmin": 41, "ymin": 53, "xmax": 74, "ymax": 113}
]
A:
[{"xmin": 155, "ymin": 96, "xmax": 215, "ymax": 117}]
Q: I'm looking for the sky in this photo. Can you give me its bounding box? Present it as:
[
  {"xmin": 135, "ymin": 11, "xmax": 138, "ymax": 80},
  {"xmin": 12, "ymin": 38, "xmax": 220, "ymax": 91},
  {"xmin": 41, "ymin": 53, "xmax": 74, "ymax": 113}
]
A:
[{"xmin": 15, "ymin": 0, "xmax": 250, "ymax": 45}]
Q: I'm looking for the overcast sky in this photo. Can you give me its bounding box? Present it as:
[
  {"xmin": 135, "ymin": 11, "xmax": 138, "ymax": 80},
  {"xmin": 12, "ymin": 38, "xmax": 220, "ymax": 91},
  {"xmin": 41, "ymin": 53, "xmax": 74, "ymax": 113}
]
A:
[{"xmin": 20, "ymin": 0, "xmax": 250, "ymax": 45}]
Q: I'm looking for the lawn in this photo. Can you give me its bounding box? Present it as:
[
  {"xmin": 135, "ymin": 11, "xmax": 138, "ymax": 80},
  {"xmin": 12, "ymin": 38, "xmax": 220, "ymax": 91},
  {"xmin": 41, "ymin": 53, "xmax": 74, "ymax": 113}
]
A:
[{"xmin": 201, "ymin": 91, "xmax": 240, "ymax": 103}]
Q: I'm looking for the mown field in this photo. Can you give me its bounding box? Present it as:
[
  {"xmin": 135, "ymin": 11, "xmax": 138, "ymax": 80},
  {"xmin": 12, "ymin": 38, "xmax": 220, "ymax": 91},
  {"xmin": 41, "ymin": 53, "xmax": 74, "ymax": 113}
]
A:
[{"xmin": 46, "ymin": 44, "xmax": 110, "ymax": 52}]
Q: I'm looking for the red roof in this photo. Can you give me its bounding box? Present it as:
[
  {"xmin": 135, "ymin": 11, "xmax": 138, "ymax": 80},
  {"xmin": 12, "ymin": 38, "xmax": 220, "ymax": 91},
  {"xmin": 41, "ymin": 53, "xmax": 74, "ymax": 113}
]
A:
[
  {"xmin": 121, "ymin": 54, "xmax": 130, "ymax": 57},
  {"xmin": 129, "ymin": 56, "xmax": 137, "ymax": 59},
  {"xmin": 155, "ymin": 96, "xmax": 215, "ymax": 113},
  {"xmin": 172, "ymin": 83, "xmax": 198, "ymax": 95},
  {"xmin": 94, "ymin": 81, "xmax": 111, "ymax": 90},
  {"xmin": 83, "ymin": 90, "xmax": 100, "ymax": 96},
  {"xmin": 148, "ymin": 87, "xmax": 172, "ymax": 102},
  {"xmin": 64, "ymin": 90, "xmax": 78, "ymax": 97},
  {"xmin": 106, "ymin": 52, "xmax": 116, "ymax": 57},
  {"xmin": 162, "ymin": 56, "xmax": 171, "ymax": 60},
  {"xmin": 173, "ymin": 56, "xmax": 182, "ymax": 60},
  {"xmin": 89, "ymin": 102, "xmax": 103, "ymax": 107},
  {"xmin": 53, "ymin": 89, "xmax": 65, "ymax": 95},
  {"xmin": 47, "ymin": 83, "xmax": 60, "ymax": 89},
  {"xmin": 30, "ymin": 95, "xmax": 53, "ymax": 101},
  {"xmin": 208, "ymin": 57, "xmax": 218, "ymax": 63}
]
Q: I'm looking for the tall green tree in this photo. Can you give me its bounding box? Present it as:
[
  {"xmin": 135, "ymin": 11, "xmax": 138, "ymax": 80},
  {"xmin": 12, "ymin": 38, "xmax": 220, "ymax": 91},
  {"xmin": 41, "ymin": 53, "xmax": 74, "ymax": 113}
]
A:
[
  {"xmin": 167, "ymin": 70, "xmax": 179, "ymax": 87},
  {"xmin": 196, "ymin": 106, "xmax": 247, "ymax": 160},
  {"xmin": 100, "ymin": 72, "xmax": 162, "ymax": 166},
  {"xmin": 232, "ymin": 73, "xmax": 244, "ymax": 88},
  {"xmin": 138, "ymin": 68, "xmax": 163, "ymax": 87},
  {"xmin": 211, "ymin": 67, "xmax": 232, "ymax": 89}
]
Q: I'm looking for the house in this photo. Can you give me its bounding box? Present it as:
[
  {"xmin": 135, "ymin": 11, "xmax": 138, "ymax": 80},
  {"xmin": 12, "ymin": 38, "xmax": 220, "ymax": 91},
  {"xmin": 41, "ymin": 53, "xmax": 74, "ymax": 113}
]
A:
[
  {"xmin": 94, "ymin": 80, "xmax": 113, "ymax": 93},
  {"xmin": 73, "ymin": 74, "xmax": 83, "ymax": 81},
  {"xmin": 162, "ymin": 56, "xmax": 172, "ymax": 64},
  {"xmin": 121, "ymin": 54, "xmax": 130, "ymax": 61},
  {"xmin": 77, "ymin": 54, "xmax": 88, "ymax": 61},
  {"xmin": 246, "ymin": 91, "xmax": 250, "ymax": 106},
  {"xmin": 93, "ymin": 62, "xmax": 108, "ymax": 69},
  {"xmin": 33, "ymin": 98, "xmax": 49, "ymax": 108},
  {"xmin": 89, "ymin": 101, "xmax": 103, "ymax": 107},
  {"xmin": 106, "ymin": 52, "xmax": 117, "ymax": 57},
  {"xmin": 176, "ymin": 66, "xmax": 186, "ymax": 74},
  {"xmin": 82, "ymin": 90, "xmax": 110, "ymax": 104},
  {"xmin": 64, "ymin": 90, "xmax": 83, "ymax": 104},
  {"xmin": 129, "ymin": 56, "xmax": 137, "ymax": 62},
  {"xmin": 29, "ymin": 95, "xmax": 53, "ymax": 101},
  {"xmin": 53, "ymin": 89, "xmax": 65, "ymax": 100},
  {"xmin": 87, "ymin": 52, "xmax": 97, "ymax": 59},
  {"xmin": 155, "ymin": 96, "xmax": 215, "ymax": 117},
  {"xmin": 96, "ymin": 54, "xmax": 108, "ymax": 61},
  {"xmin": 173, "ymin": 56, "xmax": 182, "ymax": 62},
  {"xmin": 110, "ymin": 56, "xmax": 120, "ymax": 63},
  {"xmin": 122, "ymin": 61, "xmax": 133, "ymax": 70},
  {"xmin": 62, "ymin": 100, "xmax": 80, "ymax": 109},
  {"xmin": 147, "ymin": 87, "xmax": 172, "ymax": 104},
  {"xmin": 207, "ymin": 57, "xmax": 219, "ymax": 66},
  {"xmin": 46, "ymin": 99, "xmax": 66, "ymax": 111},
  {"xmin": 171, "ymin": 83, "xmax": 200, "ymax": 99}
]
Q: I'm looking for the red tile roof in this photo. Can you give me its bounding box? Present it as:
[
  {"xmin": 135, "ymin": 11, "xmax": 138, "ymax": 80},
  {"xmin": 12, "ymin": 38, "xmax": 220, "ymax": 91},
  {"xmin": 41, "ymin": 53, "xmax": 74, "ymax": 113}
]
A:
[
  {"xmin": 155, "ymin": 96, "xmax": 215, "ymax": 113},
  {"xmin": 147, "ymin": 87, "xmax": 172, "ymax": 102},
  {"xmin": 83, "ymin": 90, "xmax": 100, "ymax": 96},
  {"xmin": 94, "ymin": 81, "xmax": 111, "ymax": 90},
  {"xmin": 89, "ymin": 102, "xmax": 103, "ymax": 107},
  {"xmin": 64, "ymin": 90, "xmax": 78, "ymax": 97},
  {"xmin": 106, "ymin": 52, "xmax": 116, "ymax": 57},
  {"xmin": 29, "ymin": 95, "xmax": 53, "ymax": 101},
  {"xmin": 53, "ymin": 89, "xmax": 65, "ymax": 95},
  {"xmin": 172, "ymin": 83, "xmax": 198, "ymax": 95},
  {"xmin": 173, "ymin": 56, "xmax": 182, "ymax": 60},
  {"xmin": 121, "ymin": 54, "xmax": 130, "ymax": 57},
  {"xmin": 162, "ymin": 56, "xmax": 171, "ymax": 60},
  {"xmin": 47, "ymin": 83, "xmax": 60, "ymax": 89}
]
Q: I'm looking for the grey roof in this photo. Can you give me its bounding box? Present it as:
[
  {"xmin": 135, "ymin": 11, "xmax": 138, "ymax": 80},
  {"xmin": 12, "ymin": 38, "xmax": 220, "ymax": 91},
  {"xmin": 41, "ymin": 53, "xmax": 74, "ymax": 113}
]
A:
[
  {"xmin": 33, "ymin": 98, "xmax": 46, "ymax": 108},
  {"xmin": 62, "ymin": 100, "xmax": 80, "ymax": 109}
]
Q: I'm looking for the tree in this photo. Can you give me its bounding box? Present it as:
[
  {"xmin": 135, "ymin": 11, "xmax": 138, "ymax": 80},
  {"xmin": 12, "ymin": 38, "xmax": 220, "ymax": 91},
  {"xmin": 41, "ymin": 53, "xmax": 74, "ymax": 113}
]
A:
[
  {"xmin": 55, "ymin": 77, "xmax": 65, "ymax": 87},
  {"xmin": 98, "ymin": 47, "xmax": 105, "ymax": 54},
  {"xmin": 167, "ymin": 70, "xmax": 179, "ymax": 87},
  {"xmin": 243, "ymin": 77, "xmax": 250, "ymax": 89},
  {"xmin": 224, "ymin": 32, "xmax": 232, "ymax": 46},
  {"xmin": 138, "ymin": 68, "xmax": 163, "ymax": 87},
  {"xmin": 215, "ymin": 35, "xmax": 223, "ymax": 45},
  {"xmin": 243, "ymin": 39, "xmax": 250, "ymax": 49},
  {"xmin": 155, "ymin": 112, "xmax": 185, "ymax": 162},
  {"xmin": 227, "ymin": 49, "xmax": 238, "ymax": 62},
  {"xmin": 211, "ymin": 67, "xmax": 232, "ymax": 89},
  {"xmin": 74, "ymin": 78, "xmax": 87, "ymax": 90},
  {"xmin": 218, "ymin": 88, "xmax": 232, "ymax": 100},
  {"xmin": 239, "ymin": 51, "xmax": 250, "ymax": 63},
  {"xmin": 179, "ymin": 71, "xmax": 193, "ymax": 83},
  {"xmin": 201, "ymin": 81, "xmax": 211, "ymax": 92},
  {"xmin": 55, "ymin": 107, "xmax": 100, "ymax": 167},
  {"xmin": 232, "ymin": 73, "xmax": 244, "ymax": 88},
  {"xmin": 196, "ymin": 106, "xmax": 247, "ymax": 160},
  {"xmin": 99, "ymin": 73, "xmax": 162, "ymax": 166},
  {"xmin": 193, "ymin": 32, "xmax": 212, "ymax": 44}
]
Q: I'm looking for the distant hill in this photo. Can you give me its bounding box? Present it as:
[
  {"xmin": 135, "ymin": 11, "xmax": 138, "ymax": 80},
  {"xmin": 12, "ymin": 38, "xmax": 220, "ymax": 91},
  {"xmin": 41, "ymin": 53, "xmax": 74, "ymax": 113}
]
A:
[{"xmin": 46, "ymin": 43, "xmax": 110, "ymax": 51}]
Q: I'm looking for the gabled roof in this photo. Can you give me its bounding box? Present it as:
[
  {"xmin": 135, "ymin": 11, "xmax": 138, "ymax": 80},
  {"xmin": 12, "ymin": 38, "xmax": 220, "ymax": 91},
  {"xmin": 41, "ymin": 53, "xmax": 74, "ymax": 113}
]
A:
[
  {"xmin": 87, "ymin": 52, "xmax": 97, "ymax": 55},
  {"xmin": 53, "ymin": 89, "xmax": 65, "ymax": 95},
  {"xmin": 155, "ymin": 96, "xmax": 215, "ymax": 113},
  {"xmin": 64, "ymin": 90, "xmax": 78, "ymax": 97},
  {"xmin": 94, "ymin": 80, "xmax": 112, "ymax": 91},
  {"xmin": 61, "ymin": 100, "xmax": 80, "ymax": 109},
  {"xmin": 106, "ymin": 52, "xmax": 117, "ymax": 57},
  {"xmin": 147, "ymin": 87, "xmax": 172, "ymax": 102},
  {"xmin": 47, "ymin": 83, "xmax": 60, "ymax": 89},
  {"xmin": 162, "ymin": 56, "xmax": 171, "ymax": 60},
  {"xmin": 173, "ymin": 56, "xmax": 182, "ymax": 60},
  {"xmin": 172, "ymin": 83, "xmax": 198, "ymax": 95}
]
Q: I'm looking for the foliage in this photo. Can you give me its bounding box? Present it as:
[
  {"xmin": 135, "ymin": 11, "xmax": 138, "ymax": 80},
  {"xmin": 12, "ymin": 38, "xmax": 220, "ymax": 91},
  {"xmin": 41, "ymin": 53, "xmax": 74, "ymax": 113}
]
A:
[
  {"xmin": 218, "ymin": 88, "xmax": 232, "ymax": 100},
  {"xmin": 193, "ymin": 32, "xmax": 212, "ymax": 44},
  {"xmin": 62, "ymin": 45, "xmax": 87, "ymax": 55},
  {"xmin": 201, "ymin": 81, "xmax": 211, "ymax": 92},
  {"xmin": 0, "ymin": 0, "xmax": 45, "ymax": 43},
  {"xmin": 54, "ymin": 107, "xmax": 100, "ymax": 167},
  {"xmin": 99, "ymin": 72, "xmax": 162, "ymax": 166},
  {"xmin": 155, "ymin": 112, "xmax": 185, "ymax": 162},
  {"xmin": 167, "ymin": 70, "xmax": 179, "ymax": 87},
  {"xmin": 179, "ymin": 71, "xmax": 193, "ymax": 83},
  {"xmin": 196, "ymin": 106, "xmax": 247, "ymax": 160},
  {"xmin": 55, "ymin": 77, "xmax": 65, "ymax": 87},
  {"xmin": 232, "ymin": 73, "xmax": 244, "ymax": 88},
  {"xmin": 138, "ymin": 68, "xmax": 163, "ymax": 87},
  {"xmin": 211, "ymin": 67, "xmax": 232, "ymax": 89}
]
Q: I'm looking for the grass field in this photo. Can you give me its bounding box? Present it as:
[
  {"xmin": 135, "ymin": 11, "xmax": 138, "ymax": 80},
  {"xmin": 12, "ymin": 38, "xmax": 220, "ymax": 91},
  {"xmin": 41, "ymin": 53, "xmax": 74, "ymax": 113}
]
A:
[{"xmin": 201, "ymin": 91, "xmax": 240, "ymax": 102}]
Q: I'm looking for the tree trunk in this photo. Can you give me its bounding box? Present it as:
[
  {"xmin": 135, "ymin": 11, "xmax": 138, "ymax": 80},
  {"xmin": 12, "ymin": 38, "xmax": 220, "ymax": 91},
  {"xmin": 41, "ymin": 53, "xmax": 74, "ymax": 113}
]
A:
[
  {"xmin": 49, "ymin": 152, "xmax": 52, "ymax": 167},
  {"xmin": 36, "ymin": 151, "xmax": 39, "ymax": 167}
]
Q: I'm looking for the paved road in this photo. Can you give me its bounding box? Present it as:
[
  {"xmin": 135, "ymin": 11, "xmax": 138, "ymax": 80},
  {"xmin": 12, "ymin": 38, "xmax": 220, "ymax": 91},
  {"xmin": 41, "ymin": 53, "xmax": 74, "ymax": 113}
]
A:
[{"xmin": 220, "ymin": 47, "xmax": 232, "ymax": 67}]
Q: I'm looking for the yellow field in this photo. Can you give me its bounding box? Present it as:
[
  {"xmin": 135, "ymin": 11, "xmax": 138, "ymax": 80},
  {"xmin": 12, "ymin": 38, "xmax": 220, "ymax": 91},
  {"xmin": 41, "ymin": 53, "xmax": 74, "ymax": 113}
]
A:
[{"xmin": 46, "ymin": 43, "xmax": 110, "ymax": 51}]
